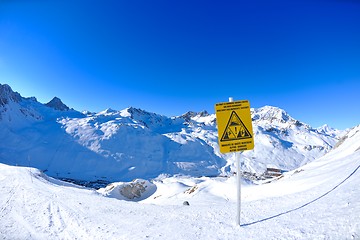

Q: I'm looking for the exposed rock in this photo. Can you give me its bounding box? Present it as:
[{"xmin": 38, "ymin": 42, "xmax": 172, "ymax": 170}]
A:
[
  {"xmin": 0, "ymin": 84, "xmax": 21, "ymax": 106},
  {"xmin": 183, "ymin": 201, "xmax": 190, "ymax": 206},
  {"xmin": 45, "ymin": 97, "xmax": 69, "ymax": 111},
  {"xmin": 120, "ymin": 181, "xmax": 147, "ymax": 199}
]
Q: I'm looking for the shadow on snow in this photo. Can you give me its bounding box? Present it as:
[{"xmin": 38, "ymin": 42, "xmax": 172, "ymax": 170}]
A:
[{"xmin": 242, "ymin": 162, "xmax": 360, "ymax": 227}]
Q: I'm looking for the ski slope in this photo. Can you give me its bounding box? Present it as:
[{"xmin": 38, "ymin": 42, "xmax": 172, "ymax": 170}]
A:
[{"xmin": 1, "ymin": 125, "xmax": 359, "ymax": 239}]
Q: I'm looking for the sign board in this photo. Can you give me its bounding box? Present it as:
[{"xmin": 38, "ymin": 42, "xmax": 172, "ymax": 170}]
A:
[{"xmin": 215, "ymin": 100, "xmax": 254, "ymax": 153}]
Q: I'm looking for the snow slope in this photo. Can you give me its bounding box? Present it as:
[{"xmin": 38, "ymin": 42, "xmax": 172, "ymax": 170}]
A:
[
  {"xmin": 1, "ymin": 125, "xmax": 359, "ymax": 239},
  {"xmin": 0, "ymin": 83, "xmax": 343, "ymax": 182}
]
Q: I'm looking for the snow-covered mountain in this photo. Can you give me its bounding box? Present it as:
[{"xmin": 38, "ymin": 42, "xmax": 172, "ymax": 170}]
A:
[
  {"xmin": 239, "ymin": 106, "xmax": 342, "ymax": 173},
  {"xmin": 0, "ymin": 83, "xmax": 345, "ymax": 182},
  {"xmin": 45, "ymin": 96, "xmax": 70, "ymax": 111},
  {"xmin": 0, "ymin": 123, "xmax": 359, "ymax": 239}
]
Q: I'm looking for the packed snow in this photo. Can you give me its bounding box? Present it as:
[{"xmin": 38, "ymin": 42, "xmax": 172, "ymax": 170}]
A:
[{"xmin": 1, "ymin": 124, "xmax": 359, "ymax": 239}]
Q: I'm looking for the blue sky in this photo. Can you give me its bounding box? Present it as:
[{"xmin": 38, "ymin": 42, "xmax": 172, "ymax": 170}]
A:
[{"xmin": 0, "ymin": 0, "xmax": 359, "ymax": 129}]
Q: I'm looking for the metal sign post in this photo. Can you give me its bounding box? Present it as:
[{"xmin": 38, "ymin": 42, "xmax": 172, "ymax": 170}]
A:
[
  {"xmin": 215, "ymin": 97, "xmax": 254, "ymax": 227},
  {"xmin": 230, "ymin": 97, "xmax": 242, "ymax": 226},
  {"xmin": 236, "ymin": 151, "xmax": 241, "ymax": 226}
]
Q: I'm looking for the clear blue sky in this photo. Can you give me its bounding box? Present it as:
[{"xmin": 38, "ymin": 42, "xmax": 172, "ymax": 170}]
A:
[{"xmin": 0, "ymin": 0, "xmax": 359, "ymax": 129}]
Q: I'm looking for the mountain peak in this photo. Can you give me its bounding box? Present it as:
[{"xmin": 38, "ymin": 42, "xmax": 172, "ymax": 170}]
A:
[
  {"xmin": 96, "ymin": 108, "xmax": 119, "ymax": 116},
  {"xmin": 126, "ymin": 107, "xmax": 166, "ymax": 120},
  {"xmin": 317, "ymin": 124, "xmax": 343, "ymax": 138},
  {"xmin": 127, "ymin": 107, "xmax": 151, "ymax": 116},
  {"xmin": 197, "ymin": 110, "xmax": 209, "ymax": 117},
  {"xmin": 0, "ymin": 83, "xmax": 22, "ymax": 106},
  {"xmin": 45, "ymin": 97, "xmax": 69, "ymax": 111},
  {"xmin": 317, "ymin": 124, "xmax": 331, "ymax": 132},
  {"xmin": 252, "ymin": 106, "xmax": 289, "ymax": 121},
  {"xmin": 252, "ymin": 105, "xmax": 306, "ymax": 128},
  {"xmin": 180, "ymin": 110, "xmax": 210, "ymax": 121}
]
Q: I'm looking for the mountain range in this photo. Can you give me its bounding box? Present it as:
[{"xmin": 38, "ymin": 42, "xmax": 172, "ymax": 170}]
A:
[{"xmin": 0, "ymin": 83, "xmax": 346, "ymax": 182}]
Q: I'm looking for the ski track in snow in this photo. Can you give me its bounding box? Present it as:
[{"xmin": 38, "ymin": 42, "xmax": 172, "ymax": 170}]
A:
[{"xmin": 243, "ymin": 159, "xmax": 360, "ymax": 227}]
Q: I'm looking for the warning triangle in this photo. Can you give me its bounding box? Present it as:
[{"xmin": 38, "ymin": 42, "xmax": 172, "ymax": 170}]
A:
[{"xmin": 221, "ymin": 111, "xmax": 252, "ymax": 142}]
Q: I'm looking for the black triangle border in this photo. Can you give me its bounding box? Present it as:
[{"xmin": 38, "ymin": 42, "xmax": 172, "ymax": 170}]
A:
[{"xmin": 220, "ymin": 111, "xmax": 252, "ymax": 142}]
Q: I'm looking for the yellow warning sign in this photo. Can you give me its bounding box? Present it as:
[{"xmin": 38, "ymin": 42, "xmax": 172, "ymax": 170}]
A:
[{"xmin": 215, "ymin": 100, "xmax": 254, "ymax": 153}]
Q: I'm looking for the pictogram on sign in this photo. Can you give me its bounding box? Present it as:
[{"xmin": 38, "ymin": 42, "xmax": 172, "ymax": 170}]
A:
[{"xmin": 221, "ymin": 111, "xmax": 252, "ymax": 141}]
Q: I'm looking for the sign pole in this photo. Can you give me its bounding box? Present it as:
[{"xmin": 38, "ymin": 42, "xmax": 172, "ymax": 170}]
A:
[
  {"xmin": 215, "ymin": 97, "xmax": 253, "ymax": 227},
  {"xmin": 229, "ymin": 97, "xmax": 241, "ymax": 226},
  {"xmin": 236, "ymin": 151, "xmax": 241, "ymax": 226}
]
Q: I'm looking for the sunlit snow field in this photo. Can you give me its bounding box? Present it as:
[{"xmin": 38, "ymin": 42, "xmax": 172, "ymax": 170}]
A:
[{"xmin": 1, "ymin": 126, "xmax": 359, "ymax": 239}]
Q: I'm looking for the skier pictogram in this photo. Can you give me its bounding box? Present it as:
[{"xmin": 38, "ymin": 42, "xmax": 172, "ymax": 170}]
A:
[{"xmin": 220, "ymin": 111, "xmax": 252, "ymax": 141}]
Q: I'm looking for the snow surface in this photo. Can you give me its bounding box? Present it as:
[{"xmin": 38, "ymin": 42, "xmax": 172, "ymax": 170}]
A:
[
  {"xmin": 1, "ymin": 125, "xmax": 359, "ymax": 239},
  {"xmin": 1, "ymin": 83, "xmax": 359, "ymax": 239}
]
